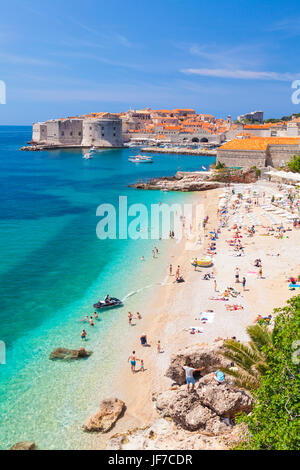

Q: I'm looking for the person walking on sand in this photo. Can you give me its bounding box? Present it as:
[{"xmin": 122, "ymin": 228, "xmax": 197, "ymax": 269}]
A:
[
  {"xmin": 136, "ymin": 312, "xmax": 142, "ymax": 320},
  {"xmin": 169, "ymin": 264, "xmax": 173, "ymax": 276},
  {"xmin": 193, "ymin": 258, "xmax": 198, "ymax": 271},
  {"xmin": 152, "ymin": 249, "xmax": 156, "ymax": 259},
  {"xmin": 176, "ymin": 265, "xmax": 180, "ymax": 281},
  {"xmin": 183, "ymin": 362, "xmax": 205, "ymax": 393},
  {"xmin": 258, "ymin": 265, "xmax": 263, "ymax": 279},
  {"xmin": 140, "ymin": 359, "xmax": 145, "ymax": 372},
  {"xmin": 242, "ymin": 277, "xmax": 246, "ymax": 291},
  {"xmin": 235, "ymin": 267, "xmax": 240, "ymax": 283},
  {"xmin": 128, "ymin": 351, "xmax": 139, "ymax": 374},
  {"xmin": 214, "ymin": 279, "xmax": 217, "ymax": 292},
  {"xmin": 128, "ymin": 311, "xmax": 133, "ymax": 326},
  {"xmin": 157, "ymin": 340, "xmax": 162, "ymax": 353}
]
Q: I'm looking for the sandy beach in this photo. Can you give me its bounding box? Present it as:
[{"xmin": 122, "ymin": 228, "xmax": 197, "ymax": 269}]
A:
[{"xmin": 83, "ymin": 182, "xmax": 300, "ymax": 449}]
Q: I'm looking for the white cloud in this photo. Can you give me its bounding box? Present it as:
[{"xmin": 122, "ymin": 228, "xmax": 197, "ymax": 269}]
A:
[
  {"xmin": 181, "ymin": 68, "xmax": 300, "ymax": 82},
  {"xmin": 0, "ymin": 53, "xmax": 58, "ymax": 67}
]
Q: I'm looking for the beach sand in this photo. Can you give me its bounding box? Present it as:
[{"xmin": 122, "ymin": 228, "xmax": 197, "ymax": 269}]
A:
[{"xmin": 85, "ymin": 184, "xmax": 300, "ymax": 449}]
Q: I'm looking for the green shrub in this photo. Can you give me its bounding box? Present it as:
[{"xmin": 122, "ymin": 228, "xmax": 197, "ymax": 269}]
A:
[
  {"xmin": 236, "ymin": 296, "xmax": 300, "ymax": 450},
  {"xmin": 287, "ymin": 155, "xmax": 300, "ymax": 173}
]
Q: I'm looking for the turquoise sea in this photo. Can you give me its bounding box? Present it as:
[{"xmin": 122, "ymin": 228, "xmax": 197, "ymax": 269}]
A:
[{"xmin": 0, "ymin": 126, "xmax": 215, "ymax": 449}]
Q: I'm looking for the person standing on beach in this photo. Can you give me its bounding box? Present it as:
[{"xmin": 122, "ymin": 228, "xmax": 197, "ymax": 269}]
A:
[
  {"xmin": 242, "ymin": 277, "xmax": 246, "ymax": 291},
  {"xmin": 128, "ymin": 312, "xmax": 133, "ymax": 326},
  {"xmin": 128, "ymin": 351, "xmax": 139, "ymax": 374},
  {"xmin": 169, "ymin": 264, "xmax": 173, "ymax": 276},
  {"xmin": 235, "ymin": 267, "xmax": 240, "ymax": 283},
  {"xmin": 193, "ymin": 258, "xmax": 198, "ymax": 271},
  {"xmin": 214, "ymin": 279, "xmax": 217, "ymax": 292},
  {"xmin": 157, "ymin": 340, "xmax": 162, "ymax": 353},
  {"xmin": 258, "ymin": 265, "xmax": 263, "ymax": 279},
  {"xmin": 183, "ymin": 362, "xmax": 205, "ymax": 393},
  {"xmin": 176, "ymin": 265, "xmax": 180, "ymax": 280}
]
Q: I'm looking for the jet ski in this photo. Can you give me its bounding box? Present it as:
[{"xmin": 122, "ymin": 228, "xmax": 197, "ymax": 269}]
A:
[{"xmin": 93, "ymin": 297, "xmax": 123, "ymax": 309}]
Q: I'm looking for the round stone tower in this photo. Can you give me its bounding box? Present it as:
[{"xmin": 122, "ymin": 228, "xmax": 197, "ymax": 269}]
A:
[{"xmin": 82, "ymin": 118, "xmax": 123, "ymax": 147}]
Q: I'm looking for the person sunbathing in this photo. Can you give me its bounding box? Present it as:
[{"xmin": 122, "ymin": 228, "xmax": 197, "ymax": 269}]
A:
[{"xmin": 226, "ymin": 304, "xmax": 244, "ymax": 311}]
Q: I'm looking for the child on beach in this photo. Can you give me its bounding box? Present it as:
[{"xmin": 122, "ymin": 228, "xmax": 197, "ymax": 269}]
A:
[{"xmin": 140, "ymin": 360, "xmax": 145, "ymax": 372}]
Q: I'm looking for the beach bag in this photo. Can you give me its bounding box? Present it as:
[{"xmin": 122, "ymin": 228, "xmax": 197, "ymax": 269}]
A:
[{"xmin": 216, "ymin": 370, "xmax": 225, "ymax": 382}]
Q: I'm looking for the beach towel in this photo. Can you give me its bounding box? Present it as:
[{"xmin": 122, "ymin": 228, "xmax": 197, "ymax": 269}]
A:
[
  {"xmin": 289, "ymin": 284, "xmax": 300, "ymax": 288},
  {"xmin": 199, "ymin": 312, "xmax": 215, "ymax": 323}
]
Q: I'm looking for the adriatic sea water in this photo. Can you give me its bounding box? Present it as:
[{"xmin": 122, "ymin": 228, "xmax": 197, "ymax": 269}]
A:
[{"xmin": 0, "ymin": 126, "xmax": 215, "ymax": 449}]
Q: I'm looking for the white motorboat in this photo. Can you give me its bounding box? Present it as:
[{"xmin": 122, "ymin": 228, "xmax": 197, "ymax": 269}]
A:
[
  {"xmin": 83, "ymin": 152, "xmax": 93, "ymax": 159},
  {"xmin": 128, "ymin": 154, "xmax": 153, "ymax": 163}
]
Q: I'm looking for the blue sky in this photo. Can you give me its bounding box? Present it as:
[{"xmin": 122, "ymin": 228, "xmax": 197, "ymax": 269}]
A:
[{"xmin": 0, "ymin": 0, "xmax": 300, "ymax": 124}]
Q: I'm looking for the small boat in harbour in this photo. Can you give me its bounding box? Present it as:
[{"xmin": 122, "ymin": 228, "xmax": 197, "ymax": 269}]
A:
[
  {"xmin": 128, "ymin": 154, "xmax": 153, "ymax": 163},
  {"xmin": 83, "ymin": 152, "xmax": 93, "ymax": 159}
]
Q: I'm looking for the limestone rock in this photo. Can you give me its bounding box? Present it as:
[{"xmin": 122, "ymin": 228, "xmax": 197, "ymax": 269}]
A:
[
  {"xmin": 83, "ymin": 398, "xmax": 125, "ymax": 433},
  {"xmin": 49, "ymin": 347, "xmax": 92, "ymax": 360},
  {"xmin": 165, "ymin": 343, "xmax": 231, "ymax": 385},
  {"xmin": 197, "ymin": 373, "xmax": 253, "ymax": 418},
  {"xmin": 155, "ymin": 387, "xmax": 227, "ymax": 434},
  {"xmin": 107, "ymin": 418, "xmax": 234, "ymax": 450},
  {"xmin": 10, "ymin": 441, "xmax": 36, "ymax": 450}
]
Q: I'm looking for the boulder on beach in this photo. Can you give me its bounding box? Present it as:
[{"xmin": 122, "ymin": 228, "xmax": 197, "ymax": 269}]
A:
[
  {"xmin": 83, "ymin": 398, "xmax": 125, "ymax": 433},
  {"xmin": 49, "ymin": 347, "xmax": 92, "ymax": 361},
  {"xmin": 165, "ymin": 343, "xmax": 231, "ymax": 385},
  {"xmin": 10, "ymin": 441, "xmax": 36, "ymax": 450}
]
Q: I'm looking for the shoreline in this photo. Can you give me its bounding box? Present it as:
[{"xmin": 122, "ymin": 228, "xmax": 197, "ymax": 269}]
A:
[{"xmin": 141, "ymin": 147, "xmax": 217, "ymax": 156}]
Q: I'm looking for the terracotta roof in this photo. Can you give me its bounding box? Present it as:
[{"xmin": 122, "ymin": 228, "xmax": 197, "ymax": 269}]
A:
[{"xmin": 219, "ymin": 137, "xmax": 300, "ymax": 151}]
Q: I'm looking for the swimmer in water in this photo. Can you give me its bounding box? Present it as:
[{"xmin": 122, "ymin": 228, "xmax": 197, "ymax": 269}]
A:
[
  {"xmin": 94, "ymin": 312, "xmax": 98, "ymax": 320},
  {"xmin": 89, "ymin": 316, "xmax": 95, "ymax": 326}
]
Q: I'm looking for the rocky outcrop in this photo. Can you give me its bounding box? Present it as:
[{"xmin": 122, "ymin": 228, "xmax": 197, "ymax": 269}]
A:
[
  {"xmin": 129, "ymin": 168, "xmax": 258, "ymax": 192},
  {"xmin": 49, "ymin": 347, "xmax": 92, "ymax": 360},
  {"xmin": 83, "ymin": 398, "xmax": 125, "ymax": 433},
  {"xmin": 154, "ymin": 387, "xmax": 228, "ymax": 434},
  {"xmin": 165, "ymin": 343, "xmax": 231, "ymax": 385},
  {"xmin": 10, "ymin": 441, "xmax": 36, "ymax": 450},
  {"xmin": 197, "ymin": 373, "xmax": 253, "ymax": 418},
  {"xmin": 154, "ymin": 381, "xmax": 252, "ymax": 434},
  {"xmin": 106, "ymin": 418, "xmax": 240, "ymax": 450},
  {"xmin": 130, "ymin": 174, "xmax": 223, "ymax": 192}
]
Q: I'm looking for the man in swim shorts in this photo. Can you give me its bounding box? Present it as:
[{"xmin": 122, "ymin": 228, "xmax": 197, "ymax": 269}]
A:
[
  {"xmin": 128, "ymin": 351, "xmax": 139, "ymax": 374},
  {"xmin": 183, "ymin": 362, "xmax": 205, "ymax": 392}
]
